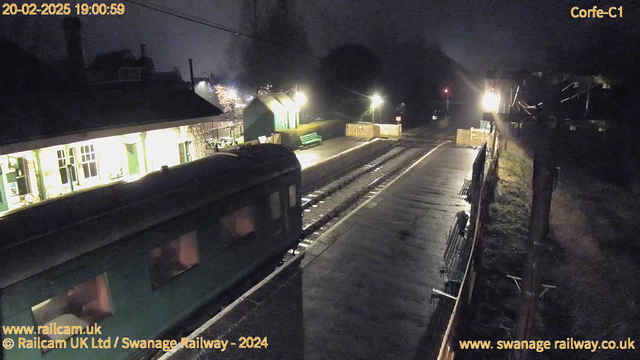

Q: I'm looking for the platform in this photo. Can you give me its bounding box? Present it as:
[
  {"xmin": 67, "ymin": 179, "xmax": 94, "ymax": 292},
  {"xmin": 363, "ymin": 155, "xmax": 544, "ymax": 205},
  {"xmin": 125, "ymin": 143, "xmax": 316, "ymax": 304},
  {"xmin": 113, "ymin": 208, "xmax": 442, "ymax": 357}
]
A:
[
  {"xmin": 161, "ymin": 144, "xmax": 477, "ymax": 360},
  {"xmin": 295, "ymin": 137, "xmax": 373, "ymax": 169}
]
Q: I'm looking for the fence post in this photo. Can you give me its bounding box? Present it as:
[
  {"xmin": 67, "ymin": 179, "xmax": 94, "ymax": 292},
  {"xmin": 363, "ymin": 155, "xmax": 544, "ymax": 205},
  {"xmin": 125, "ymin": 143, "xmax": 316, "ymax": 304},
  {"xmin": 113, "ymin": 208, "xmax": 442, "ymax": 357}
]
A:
[{"xmin": 468, "ymin": 143, "xmax": 486, "ymax": 225}]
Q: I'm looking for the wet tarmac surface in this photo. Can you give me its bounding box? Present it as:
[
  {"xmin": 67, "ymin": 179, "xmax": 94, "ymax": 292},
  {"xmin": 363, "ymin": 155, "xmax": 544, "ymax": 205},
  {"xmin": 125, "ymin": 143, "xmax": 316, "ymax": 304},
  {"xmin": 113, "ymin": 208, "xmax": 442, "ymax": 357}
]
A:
[
  {"xmin": 163, "ymin": 144, "xmax": 476, "ymax": 360},
  {"xmin": 295, "ymin": 137, "xmax": 373, "ymax": 169}
]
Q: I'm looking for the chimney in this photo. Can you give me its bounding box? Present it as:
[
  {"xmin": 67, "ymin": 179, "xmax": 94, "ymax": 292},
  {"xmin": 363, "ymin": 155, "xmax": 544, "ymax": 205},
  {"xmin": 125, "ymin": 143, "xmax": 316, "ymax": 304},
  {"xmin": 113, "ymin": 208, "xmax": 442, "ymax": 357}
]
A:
[
  {"xmin": 140, "ymin": 43, "xmax": 147, "ymax": 58},
  {"xmin": 189, "ymin": 59, "xmax": 195, "ymax": 92},
  {"xmin": 61, "ymin": 17, "xmax": 86, "ymax": 86}
]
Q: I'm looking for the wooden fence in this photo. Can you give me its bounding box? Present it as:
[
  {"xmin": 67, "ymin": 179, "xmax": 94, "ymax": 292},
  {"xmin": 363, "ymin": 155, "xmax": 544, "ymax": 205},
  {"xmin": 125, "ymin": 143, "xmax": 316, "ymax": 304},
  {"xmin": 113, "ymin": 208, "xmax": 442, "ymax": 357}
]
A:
[
  {"xmin": 345, "ymin": 123, "xmax": 402, "ymax": 138},
  {"xmin": 456, "ymin": 128, "xmax": 494, "ymax": 146},
  {"xmin": 376, "ymin": 124, "xmax": 402, "ymax": 136}
]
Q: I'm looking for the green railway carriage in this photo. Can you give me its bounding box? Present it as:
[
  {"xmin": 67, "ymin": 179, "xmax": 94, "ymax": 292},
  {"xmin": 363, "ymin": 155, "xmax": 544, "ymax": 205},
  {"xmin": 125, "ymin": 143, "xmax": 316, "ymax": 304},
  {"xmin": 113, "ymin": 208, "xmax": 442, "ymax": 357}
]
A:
[{"xmin": 0, "ymin": 144, "xmax": 302, "ymax": 360}]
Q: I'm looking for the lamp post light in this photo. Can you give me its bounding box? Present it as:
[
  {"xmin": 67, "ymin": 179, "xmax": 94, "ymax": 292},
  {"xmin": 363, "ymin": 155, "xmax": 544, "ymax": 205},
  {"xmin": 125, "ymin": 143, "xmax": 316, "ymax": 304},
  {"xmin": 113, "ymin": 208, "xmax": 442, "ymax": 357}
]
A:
[
  {"xmin": 286, "ymin": 84, "xmax": 307, "ymax": 127},
  {"xmin": 482, "ymin": 91, "xmax": 500, "ymax": 113},
  {"xmin": 294, "ymin": 91, "xmax": 307, "ymax": 107},
  {"xmin": 294, "ymin": 90, "xmax": 306, "ymax": 127},
  {"xmin": 371, "ymin": 94, "xmax": 383, "ymax": 125}
]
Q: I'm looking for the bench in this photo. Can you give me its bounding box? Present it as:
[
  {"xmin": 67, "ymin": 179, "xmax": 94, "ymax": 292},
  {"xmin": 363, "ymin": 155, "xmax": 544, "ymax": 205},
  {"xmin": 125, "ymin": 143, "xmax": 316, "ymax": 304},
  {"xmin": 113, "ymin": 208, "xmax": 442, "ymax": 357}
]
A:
[{"xmin": 299, "ymin": 132, "xmax": 322, "ymax": 148}]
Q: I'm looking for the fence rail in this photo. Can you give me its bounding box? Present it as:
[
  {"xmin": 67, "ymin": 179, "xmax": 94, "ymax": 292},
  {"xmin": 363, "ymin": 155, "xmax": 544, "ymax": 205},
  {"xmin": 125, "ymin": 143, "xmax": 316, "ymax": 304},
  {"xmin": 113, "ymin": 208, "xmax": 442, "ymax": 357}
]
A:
[{"xmin": 437, "ymin": 131, "xmax": 500, "ymax": 360}]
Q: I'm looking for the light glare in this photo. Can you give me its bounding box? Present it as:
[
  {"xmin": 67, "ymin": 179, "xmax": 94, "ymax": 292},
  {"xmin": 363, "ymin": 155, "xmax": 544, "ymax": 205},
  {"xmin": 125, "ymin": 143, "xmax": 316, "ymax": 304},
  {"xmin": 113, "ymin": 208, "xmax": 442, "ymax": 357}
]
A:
[
  {"xmin": 482, "ymin": 92, "xmax": 500, "ymax": 112},
  {"xmin": 371, "ymin": 94, "xmax": 383, "ymax": 108},
  {"xmin": 295, "ymin": 91, "xmax": 307, "ymax": 106}
]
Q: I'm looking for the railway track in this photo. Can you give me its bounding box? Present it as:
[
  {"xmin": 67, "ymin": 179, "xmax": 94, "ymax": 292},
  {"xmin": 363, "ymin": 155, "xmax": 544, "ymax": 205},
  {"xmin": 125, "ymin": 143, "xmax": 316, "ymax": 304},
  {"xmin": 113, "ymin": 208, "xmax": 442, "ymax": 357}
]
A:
[
  {"xmin": 300, "ymin": 146, "xmax": 407, "ymax": 210},
  {"xmin": 289, "ymin": 141, "xmax": 443, "ymax": 256},
  {"xmin": 144, "ymin": 137, "xmax": 447, "ymax": 360}
]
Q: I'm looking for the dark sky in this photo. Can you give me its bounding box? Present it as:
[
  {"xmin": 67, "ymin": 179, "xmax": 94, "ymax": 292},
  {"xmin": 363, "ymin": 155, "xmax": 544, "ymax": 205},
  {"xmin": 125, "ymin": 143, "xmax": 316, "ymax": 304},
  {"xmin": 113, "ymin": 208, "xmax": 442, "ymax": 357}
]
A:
[{"xmin": 2, "ymin": 0, "xmax": 638, "ymax": 77}]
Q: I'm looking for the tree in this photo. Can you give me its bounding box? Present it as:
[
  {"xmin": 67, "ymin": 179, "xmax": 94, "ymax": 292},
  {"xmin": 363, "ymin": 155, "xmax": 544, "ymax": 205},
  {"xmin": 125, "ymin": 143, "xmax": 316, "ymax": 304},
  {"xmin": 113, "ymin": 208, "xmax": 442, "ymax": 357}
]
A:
[
  {"xmin": 319, "ymin": 43, "xmax": 383, "ymax": 120},
  {"xmin": 235, "ymin": 0, "xmax": 310, "ymax": 93}
]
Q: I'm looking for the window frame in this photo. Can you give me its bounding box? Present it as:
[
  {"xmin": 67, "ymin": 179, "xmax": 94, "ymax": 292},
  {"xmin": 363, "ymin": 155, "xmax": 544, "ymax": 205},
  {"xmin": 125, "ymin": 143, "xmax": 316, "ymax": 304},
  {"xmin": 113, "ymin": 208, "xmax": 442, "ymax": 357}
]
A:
[
  {"xmin": 221, "ymin": 205, "xmax": 256, "ymax": 248},
  {"xmin": 269, "ymin": 191, "xmax": 282, "ymax": 221},
  {"xmin": 30, "ymin": 273, "xmax": 112, "ymax": 348},
  {"xmin": 57, "ymin": 148, "xmax": 78, "ymax": 186},
  {"xmin": 79, "ymin": 144, "xmax": 99, "ymax": 180},
  {"xmin": 149, "ymin": 230, "xmax": 200, "ymax": 289},
  {"xmin": 288, "ymin": 184, "xmax": 297, "ymax": 209}
]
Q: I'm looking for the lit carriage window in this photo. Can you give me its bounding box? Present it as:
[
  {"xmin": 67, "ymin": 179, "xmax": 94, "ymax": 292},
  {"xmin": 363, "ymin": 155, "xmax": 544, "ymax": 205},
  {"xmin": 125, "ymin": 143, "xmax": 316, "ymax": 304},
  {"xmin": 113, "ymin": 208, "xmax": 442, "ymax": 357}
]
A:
[
  {"xmin": 270, "ymin": 192, "xmax": 281, "ymax": 220},
  {"xmin": 80, "ymin": 145, "xmax": 98, "ymax": 179},
  {"xmin": 149, "ymin": 231, "xmax": 198, "ymax": 289},
  {"xmin": 31, "ymin": 274, "xmax": 111, "ymax": 342},
  {"xmin": 288, "ymin": 184, "xmax": 297, "ymax": 208},
  {"xmin": 222, "ymin": 206, "xmax": 255, "ymax": 246}
]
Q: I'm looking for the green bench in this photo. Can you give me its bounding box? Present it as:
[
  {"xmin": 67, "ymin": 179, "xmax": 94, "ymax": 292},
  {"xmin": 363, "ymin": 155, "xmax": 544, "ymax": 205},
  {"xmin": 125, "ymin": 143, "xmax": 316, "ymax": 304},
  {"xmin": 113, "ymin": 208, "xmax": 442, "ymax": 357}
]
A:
[{"xmin": 299, "ymin": 132, "xmax": 322, "ymax": 148}]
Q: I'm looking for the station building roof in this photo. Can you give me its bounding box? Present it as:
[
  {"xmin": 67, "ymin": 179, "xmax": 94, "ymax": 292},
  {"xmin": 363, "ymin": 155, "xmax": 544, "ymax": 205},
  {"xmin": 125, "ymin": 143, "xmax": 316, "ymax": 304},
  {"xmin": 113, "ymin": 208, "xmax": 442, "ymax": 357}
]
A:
[
  {"xmin": 0, "ymin": 83, "xmax": 222, "ymax": 154},
  {"xmin": 250, "ymin": 93, "xmax": 300, "ymax": 114}
]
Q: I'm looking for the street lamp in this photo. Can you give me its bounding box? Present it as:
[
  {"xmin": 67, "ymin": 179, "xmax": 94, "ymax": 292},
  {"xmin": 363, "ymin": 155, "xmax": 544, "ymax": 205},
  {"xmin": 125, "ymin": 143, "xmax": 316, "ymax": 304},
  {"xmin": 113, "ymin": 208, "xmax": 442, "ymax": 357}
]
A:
[
  {"xmin": 482, "ymin": 91, "xmax": 500, "ymax": 113},
  {"xmin": 371, "ymin": 94, "xmax": 383, "ymax": 124},
  {"xmin": 285, "ymin": 84, "xmax": 307, "ymax": 126},
  {"xmin": 294, "ymin": 91, "xmax": 307, "ymax": 107}
]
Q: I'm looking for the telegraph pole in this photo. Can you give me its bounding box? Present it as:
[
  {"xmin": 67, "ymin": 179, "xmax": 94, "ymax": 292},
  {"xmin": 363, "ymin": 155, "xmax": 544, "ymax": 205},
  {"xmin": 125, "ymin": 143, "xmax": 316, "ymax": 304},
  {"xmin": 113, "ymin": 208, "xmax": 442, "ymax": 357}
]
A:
[
  {"xmin": 253, "ymin": 0, "xmax": 259, "ymax": 94},
  {"xmin": 513, "ymin": 74, "xmax": 558, "ymax": 359}
]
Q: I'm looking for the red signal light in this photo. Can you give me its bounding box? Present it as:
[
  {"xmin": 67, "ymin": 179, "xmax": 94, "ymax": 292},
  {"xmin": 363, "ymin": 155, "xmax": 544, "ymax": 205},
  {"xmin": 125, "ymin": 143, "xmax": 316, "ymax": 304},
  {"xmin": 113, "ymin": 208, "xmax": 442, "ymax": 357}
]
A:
[{"xmin": 444, "ymin": 88, "xmax": 449, "ymax": 94}]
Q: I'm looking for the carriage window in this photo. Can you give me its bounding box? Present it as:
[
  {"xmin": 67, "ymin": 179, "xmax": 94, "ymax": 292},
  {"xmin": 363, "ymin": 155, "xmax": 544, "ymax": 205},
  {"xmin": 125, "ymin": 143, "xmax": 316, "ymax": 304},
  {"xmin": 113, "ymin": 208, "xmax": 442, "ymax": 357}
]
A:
[
  {"xmin": 288, "ymin": 184, "xmax": 297, "ymax": 208},
  {"xmin": 222, "ymin": 206, "xmax": 255, "ymax": 246},
  {"xmin": 31, "ymin": 274, "xmax": 111, "ymax": 342},
  {"xmin": 149, "ymin": 231, "xmax": 198, "ymax": 288},
  {"xmin": 270, "ymin": 192, "xmax": 281, "ymax": 220}
]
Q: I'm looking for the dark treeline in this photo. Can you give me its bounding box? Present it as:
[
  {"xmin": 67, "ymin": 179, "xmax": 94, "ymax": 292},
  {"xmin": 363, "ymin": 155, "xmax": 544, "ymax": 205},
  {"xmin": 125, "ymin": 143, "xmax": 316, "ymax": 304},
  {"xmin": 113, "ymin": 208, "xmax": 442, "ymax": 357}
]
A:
[{"xmin": 227, "ymin": 0, "xmax": 483, "ymax": 128}]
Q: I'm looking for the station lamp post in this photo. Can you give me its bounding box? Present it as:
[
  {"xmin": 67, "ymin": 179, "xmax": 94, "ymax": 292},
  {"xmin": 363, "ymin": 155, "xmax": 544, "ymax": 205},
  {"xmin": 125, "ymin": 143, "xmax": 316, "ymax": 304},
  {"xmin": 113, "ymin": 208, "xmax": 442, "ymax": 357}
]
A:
[
  {"xmin": 286, "ymin": 84, "xmax": 307, "ymax": 127},
  {"xmin": 294, "ymin": 91, "xmax": 307, "ymax": 106},
  {"xmin": 371, "ymin": 94, "xmax": 383, "ymax": 125},
  {"xmin": 294, "ymin": 89, "xmax": 306, "ymax": 126}
]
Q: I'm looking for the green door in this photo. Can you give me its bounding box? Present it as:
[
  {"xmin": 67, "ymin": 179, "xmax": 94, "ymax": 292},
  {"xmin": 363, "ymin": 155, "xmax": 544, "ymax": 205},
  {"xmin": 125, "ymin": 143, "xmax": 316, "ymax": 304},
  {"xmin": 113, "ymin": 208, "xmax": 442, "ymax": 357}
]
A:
[
  {"xmin": 126, "ymin": 144, "xmax": 139, "ymax": 176},
  {"xmin": 0, "ymin": 166, "xmax": 9, "ymax": 212}
]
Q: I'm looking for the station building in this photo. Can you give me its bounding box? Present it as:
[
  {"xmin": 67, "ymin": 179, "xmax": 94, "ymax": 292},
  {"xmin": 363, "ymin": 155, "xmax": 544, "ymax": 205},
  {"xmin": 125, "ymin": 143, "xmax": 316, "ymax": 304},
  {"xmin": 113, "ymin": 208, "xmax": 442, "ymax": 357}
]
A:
[
  {"xmin": 0, "ymin": 85, "xmax": 222, "ymax": 215},
  {"xmin": 242, "ymin": 92, "xmax": 301, "ymax": 142}
]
